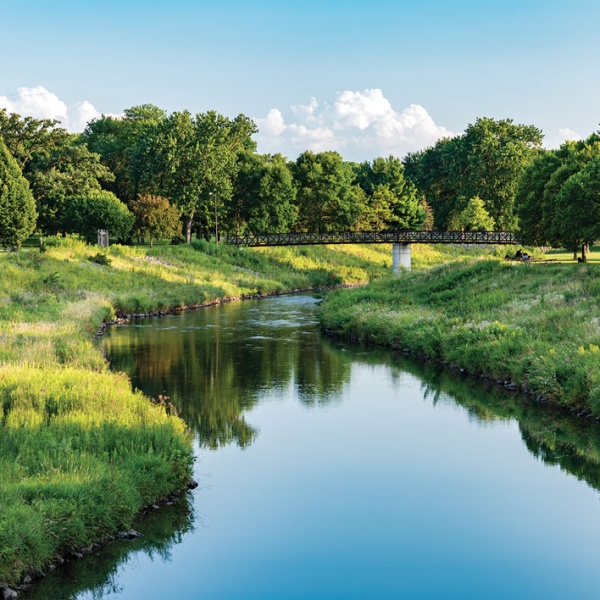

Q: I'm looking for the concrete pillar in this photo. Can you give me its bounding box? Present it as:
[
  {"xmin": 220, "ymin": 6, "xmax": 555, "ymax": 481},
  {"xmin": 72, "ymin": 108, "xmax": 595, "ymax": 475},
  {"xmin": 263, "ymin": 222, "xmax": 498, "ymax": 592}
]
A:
[{"xmin": 392, "ymin": 243, "xmax": 411, "ymax": 272}]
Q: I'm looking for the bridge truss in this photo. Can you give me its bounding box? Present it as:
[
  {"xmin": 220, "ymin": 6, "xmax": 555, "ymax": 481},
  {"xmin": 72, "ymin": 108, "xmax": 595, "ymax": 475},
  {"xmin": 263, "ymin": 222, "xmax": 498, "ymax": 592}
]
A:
[{"xmin": 226, "ymin": 230, "xmax": 519, "ymax": 247}]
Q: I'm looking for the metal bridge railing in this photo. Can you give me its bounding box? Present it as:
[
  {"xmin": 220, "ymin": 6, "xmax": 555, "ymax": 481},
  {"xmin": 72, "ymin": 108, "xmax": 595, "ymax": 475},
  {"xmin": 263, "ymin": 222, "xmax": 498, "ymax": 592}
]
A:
[{"xmin": 225, "ymin": 230, "xmax": 519, "ymax": 247}]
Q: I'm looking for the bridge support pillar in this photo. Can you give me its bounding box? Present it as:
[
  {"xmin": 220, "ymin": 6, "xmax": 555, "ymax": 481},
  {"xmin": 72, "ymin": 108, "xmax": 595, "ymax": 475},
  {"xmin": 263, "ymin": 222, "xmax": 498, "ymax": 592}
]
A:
[{"xmin": 392, "ymin": 243, "xmax": 411, "ymax": 272}]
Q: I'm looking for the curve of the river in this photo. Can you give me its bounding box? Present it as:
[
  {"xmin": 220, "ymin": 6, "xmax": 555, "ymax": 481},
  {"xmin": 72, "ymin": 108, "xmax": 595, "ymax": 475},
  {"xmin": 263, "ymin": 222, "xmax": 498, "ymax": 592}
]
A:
[{"xmin": 25, "ymin": 295, "xmax": 600, "ymax": 599}]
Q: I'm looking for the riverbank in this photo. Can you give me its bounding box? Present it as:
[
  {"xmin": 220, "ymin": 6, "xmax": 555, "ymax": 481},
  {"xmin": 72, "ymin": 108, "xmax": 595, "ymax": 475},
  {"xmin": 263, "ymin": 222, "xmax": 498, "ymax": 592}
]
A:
[
  {"xmin": 0, "ymin": 236, "xmax": 403, "ymax": 591},
  {"xmin": 319, "ymin": 258, "xmax": 600, "ymax": 417}
]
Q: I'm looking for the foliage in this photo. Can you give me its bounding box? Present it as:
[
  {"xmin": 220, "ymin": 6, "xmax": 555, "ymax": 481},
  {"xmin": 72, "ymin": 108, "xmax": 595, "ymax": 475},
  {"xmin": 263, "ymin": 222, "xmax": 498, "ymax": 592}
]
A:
[
  {"xmin": 354, "ymin": 155, "xmax": 426, "ymax": 230},
  {"xmin": 147, "ymin": 110, "xmax": 257, "ymax": 242},
  {"xmin": 129, "ymin": 194, "xmax": 182, "ymax": 246},
  {"xmin": 0, "ymin": 137, "xmax": 37, "ymax": 248},
  {"xmin": 555, "ymin": 159, "xmax": 600, "ymax": 255},
  {"xmin": 231, "ymin": 152, "xmax": 297, "ymax": 234},
  {"xmin": 457, "ymin": 196, "xmax": 495, "ymax": 231},
  {"xmin": 292, "ymin": 151, "xmax": 362, "ymax": 232},
  {"xmin": 31, "ymin": 142, "xmax": 116, "ymax": 234},
  {"xmin": 515, "ymin": 133, "xmax": 600, "ymax": 257},
  {"xmin": 404, "ymin": 118, "xmax": 543, "ymax": 231},
  {"xmin": 83, "ymin": 104, "xmax": 167, "ymax": 203},
  {"xmin": 515, "ymin": 152, "xmax": 562, "ymax": 246},
  {"xmin": 0, "ymin": 108, "xmax": 67, "ymax": 172},
  {"xmin": 62, "ymin": 190, "xmax": 135, "ymax": 243}
]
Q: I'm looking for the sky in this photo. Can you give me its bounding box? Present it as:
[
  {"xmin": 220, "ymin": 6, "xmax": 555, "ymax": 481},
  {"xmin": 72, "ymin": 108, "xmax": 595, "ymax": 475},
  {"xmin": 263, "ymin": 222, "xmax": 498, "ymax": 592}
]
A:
[{"xmin": 1, "ymin": 0, "xmax": 599, "ymax": 162}]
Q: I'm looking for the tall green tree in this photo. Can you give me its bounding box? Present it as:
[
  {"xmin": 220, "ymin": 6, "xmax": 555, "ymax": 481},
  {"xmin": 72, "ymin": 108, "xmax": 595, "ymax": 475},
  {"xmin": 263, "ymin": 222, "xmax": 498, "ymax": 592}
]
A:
[
  {"xmin": 404, "ymin": 137, "xmax": 463, "ymax": 229},
  {"xmin": 0, "ymin": 108, "xmax": 114, "ymax": 234},
  {"xmin": 150, "ymin": 110, "xmax": 257, "ymax": 242},
  {"xmin": 231, "ymin": 153, "xmax": 297, "ymax": 234},
  {"xmin": 355, "ymin": 156, "xmax": 426, "ymax": 230},
  {"xmin": 83, "ymin": 104, "xmax": 166, "ymax": 203},
  {"xmin": 459, "ymin": 118, "xmax": 543, "ymax": 230},
  {"xmin": 555, "ymin": 159, "xmax": 600, "ymax": 261},
  {"xmin": 0, "ymin": 138, "xmax": 37, "ymax": 248},
  {"xmin": 515, "ymin": 151, "xmax": 561, "ymax": 246},
  {"xmin": 0, "ymin": 108, "xmax": 67, "ymax": 173},
  {"xmin": 292, "ymin": 151, "xmax": 362, "ymax": 232}
]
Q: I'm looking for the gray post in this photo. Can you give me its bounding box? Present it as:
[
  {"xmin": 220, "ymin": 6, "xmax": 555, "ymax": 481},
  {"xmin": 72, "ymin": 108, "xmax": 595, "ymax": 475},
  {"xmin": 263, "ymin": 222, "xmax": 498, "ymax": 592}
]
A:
[
  {"xmin": 392, "ymin": 243, "xmax": 411, "ymax": 272},
  {"xmin": 97, "ymin": 229, "xmax": 109, "ymax": 247}
]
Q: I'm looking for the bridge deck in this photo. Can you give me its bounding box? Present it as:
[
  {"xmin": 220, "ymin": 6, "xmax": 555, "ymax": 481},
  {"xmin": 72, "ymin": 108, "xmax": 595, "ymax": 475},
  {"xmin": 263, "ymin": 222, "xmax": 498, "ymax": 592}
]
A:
[{"xmin": 226, "ymin": 230, "xmax": 518, "ymax": 247}]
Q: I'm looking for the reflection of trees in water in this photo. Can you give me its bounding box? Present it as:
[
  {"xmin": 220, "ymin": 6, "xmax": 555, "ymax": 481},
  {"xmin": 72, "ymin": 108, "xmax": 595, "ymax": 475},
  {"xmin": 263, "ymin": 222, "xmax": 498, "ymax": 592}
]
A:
[
  {"xmin": 351, "ymin": 345, "xmax": 600, "ymax": 498},
  {"xmin": 103, "ymin": 301, "xmax": 352, "ymax": 449},
  {"xmin": 24, "ymin": 496, "xmax": 193, "ymax": 600}
]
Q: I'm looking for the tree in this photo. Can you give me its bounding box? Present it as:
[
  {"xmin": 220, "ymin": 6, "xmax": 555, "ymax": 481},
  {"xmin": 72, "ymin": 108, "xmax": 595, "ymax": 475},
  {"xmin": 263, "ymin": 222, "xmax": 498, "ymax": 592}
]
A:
[
  {"xmin": 459, "ymin": 118, "xmax": 543, "ymax": 230},
  {"xmin": 83, "ymin": 104, "xmax": 166, "ymax": 203},
  {"xmin": 457, "ymin": 196, "xmax": 495, "ymax": 231},
  {"xmin": 515, "ymin": 151, "xmax": 561, "ymax": 246},
  {"xmin": 555, "ymin": 160, "xmax": 600, "ymax": 262},
  {"xmin": 517, "ymin": 134, "xmax": 600, "ymax": 255},
  {"xmin": 150, "ymin": 110, "xmax": 257, "ymax": 243},
  {"xmin": 30, "ymin": 141, "xmax": 115, "ymax": 234},
  {"xmin": 62, "ymin": 190, "xmax": 134, "ymax": 244},
  {"xmin": 354, "ymin": 156, "xmax": 426, "ymax": 230},
  {"xmin": 129, "ymin": 195, "xmax": 182, "ymax": 247},
  {"xmin": 0, "ymin": 108, "xmax": 114, "ymax": 234},
  {"xmin": 292, "ymin": 151, "xmax": 362, "ymax": 232},
  {"xmin": 231, "ymin": 153, "xmax": 297, "ymax": 234},
  {"xmin": 0, "ymin": 108, "xmax": 67, "ymax": 173},
  {"xmin": 0, "ymin": 138, "xmax": 37, "ymax": 248},
  {"xmin": 404, "ymin": 118, "xmax": 543, "ymax": 231},
  {"xmin": 404, "ymin": 136, "xmax": 464, "ymax": 229}
]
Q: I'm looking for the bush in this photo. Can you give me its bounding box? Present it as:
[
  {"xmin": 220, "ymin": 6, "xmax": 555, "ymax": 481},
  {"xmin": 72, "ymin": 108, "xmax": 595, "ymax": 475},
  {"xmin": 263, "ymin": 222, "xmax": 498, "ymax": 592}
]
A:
[{"xmin": 62, "ymin": 190, "xmax": 134, "ymax": 244}]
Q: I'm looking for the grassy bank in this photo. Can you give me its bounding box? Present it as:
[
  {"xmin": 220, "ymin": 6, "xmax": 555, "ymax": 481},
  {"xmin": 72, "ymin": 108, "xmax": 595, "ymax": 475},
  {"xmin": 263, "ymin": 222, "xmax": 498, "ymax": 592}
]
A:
[
  {"xmin": 320, "ymin": 258, "xmax": 600, "ymax": 416},
  {"xmin": 0, "ymin": 236, "xmax": 401, "ymax": 589}
]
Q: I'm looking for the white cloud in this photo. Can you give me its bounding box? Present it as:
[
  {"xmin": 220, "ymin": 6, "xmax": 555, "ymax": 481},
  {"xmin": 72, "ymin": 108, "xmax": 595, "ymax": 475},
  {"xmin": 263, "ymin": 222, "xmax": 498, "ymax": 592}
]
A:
[
  {"xmin": 543, "ymin": 127, "xmax": 582, "ymax": 149},
  {"xmin": 0, "ymin": 86, "xmax": 111, "ymax": 132},
  {"xmin": 254, "ymin": 89, "xmax": 453, "ymax": 162}
]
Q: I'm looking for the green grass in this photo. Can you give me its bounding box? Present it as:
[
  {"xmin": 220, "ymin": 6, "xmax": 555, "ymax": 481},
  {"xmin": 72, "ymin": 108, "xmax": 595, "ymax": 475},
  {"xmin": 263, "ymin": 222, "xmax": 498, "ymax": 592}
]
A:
[{"xmin": 320, "ymin": 257, "xmax": 600, "ymax": 416}]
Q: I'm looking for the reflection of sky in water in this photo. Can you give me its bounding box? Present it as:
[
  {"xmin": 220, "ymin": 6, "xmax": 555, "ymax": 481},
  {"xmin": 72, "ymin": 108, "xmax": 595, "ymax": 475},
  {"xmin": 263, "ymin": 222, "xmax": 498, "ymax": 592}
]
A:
[{"xmin": 39, "ymin": 295, "xmax": 600, "ymax": 599}]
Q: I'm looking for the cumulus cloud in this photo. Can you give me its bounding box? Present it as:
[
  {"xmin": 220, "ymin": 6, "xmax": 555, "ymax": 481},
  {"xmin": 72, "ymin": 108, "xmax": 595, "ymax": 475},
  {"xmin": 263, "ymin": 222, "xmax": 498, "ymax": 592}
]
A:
[
  {"xmin": 0, "ymin": 86, "xmax": 111, "ymax": 132},
  {"xmin": 255, "ymin": 89, "xmax": 453, "ymax": 162},
  {"xmin": 543, "ymin": 127, "xmax": 582, "ymax": 149}
]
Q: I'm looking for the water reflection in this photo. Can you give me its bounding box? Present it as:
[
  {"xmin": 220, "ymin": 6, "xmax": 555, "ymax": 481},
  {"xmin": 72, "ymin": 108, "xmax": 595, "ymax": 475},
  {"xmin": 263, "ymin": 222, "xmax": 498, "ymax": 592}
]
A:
[
  {"xmin": 23, "ymin": 497, "xmax": 193, "ymax": 600},
  {"xmin": 102, "ymin": 297, "xmax": 351, "ymax": 449}
]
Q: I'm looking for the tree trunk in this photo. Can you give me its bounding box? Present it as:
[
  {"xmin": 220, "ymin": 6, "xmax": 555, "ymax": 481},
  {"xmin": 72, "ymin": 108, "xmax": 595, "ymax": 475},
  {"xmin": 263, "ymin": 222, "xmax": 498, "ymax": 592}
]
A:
[
  {"xmin": 574, "ymin": 249, "xmax": 578, "ymax": 261},
  {"xmin": 184, "ymin": 213, "xmax": 194, "ymax": 244},
  {"xmin": 582, "ymin": 243, "xmax": 587, "ymax": 263}
]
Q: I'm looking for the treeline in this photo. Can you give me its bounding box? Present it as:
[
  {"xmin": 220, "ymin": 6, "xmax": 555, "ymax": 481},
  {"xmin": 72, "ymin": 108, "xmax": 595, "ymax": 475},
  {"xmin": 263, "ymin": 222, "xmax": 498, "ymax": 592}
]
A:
[
  {"xmin": 0, "ymin": 105, "xmax": 598, "ymax": 254},
  {"xmin": 403, "ymin": 117, "xmax": 600, "ymax": 260},
  {"xmin": 0, "ymin": 105, "xmax": 426, "ymax": 248}
]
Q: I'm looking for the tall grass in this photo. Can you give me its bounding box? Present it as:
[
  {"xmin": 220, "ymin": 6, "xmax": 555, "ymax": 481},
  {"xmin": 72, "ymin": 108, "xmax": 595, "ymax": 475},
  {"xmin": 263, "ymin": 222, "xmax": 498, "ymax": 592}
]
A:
[{"xmin": 320, "ymin": 259, "xmax": 600, "ymax": 415}]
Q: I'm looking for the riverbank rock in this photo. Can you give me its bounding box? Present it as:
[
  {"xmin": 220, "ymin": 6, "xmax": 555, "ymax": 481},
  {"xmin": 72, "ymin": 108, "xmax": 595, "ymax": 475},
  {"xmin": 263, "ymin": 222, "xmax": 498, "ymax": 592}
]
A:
[
  {"xmin": 117, "ymin": 529, "xmax": 142, "ymax": 540},
  {"xmin": 2, "ymin": 587, "xmax": 18, "ymax": 599}
]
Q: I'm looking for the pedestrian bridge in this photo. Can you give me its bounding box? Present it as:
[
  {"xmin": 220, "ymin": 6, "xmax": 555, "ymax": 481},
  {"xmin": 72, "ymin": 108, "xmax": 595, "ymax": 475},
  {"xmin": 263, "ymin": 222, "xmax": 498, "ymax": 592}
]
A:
[{"xmin": 225, "ymin": 230, "xmax": 519, "ymax": 271}]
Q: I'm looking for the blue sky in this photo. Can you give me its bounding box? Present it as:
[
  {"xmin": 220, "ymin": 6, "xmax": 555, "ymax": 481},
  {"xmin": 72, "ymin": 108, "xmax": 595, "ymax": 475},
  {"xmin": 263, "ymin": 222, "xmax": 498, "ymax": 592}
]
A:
[{"xmin": 1, "ymin": 0, "xmax": 599, "ymax": 160}]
